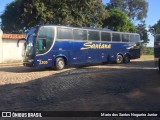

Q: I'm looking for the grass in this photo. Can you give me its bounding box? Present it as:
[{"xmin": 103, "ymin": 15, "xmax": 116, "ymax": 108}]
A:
[{"xmin": 140, "ymin": 55, "xmax": 154, "ymax": 59}]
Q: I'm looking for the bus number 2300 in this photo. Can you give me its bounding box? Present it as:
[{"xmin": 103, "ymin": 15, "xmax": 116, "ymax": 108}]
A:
[{"xmin": 39, "ymin": 60, "xmax": 48, "ymax": 64}]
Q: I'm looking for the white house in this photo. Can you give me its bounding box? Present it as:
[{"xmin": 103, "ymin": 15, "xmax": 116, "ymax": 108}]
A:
[{"xmin": 0, "ymin": 29, "xmax": 25, "ymax": 63}]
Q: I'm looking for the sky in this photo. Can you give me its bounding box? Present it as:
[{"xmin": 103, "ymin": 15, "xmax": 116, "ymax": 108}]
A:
[{"xmin": 0, "ymin": 0, "xmax": 160, "ymax": 47}]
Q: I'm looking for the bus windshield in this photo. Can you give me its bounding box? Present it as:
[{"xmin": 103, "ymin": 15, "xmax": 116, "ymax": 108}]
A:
[
  {"xmin": 36, "ymin": 26, "xmax": 55, "ymax": 55},
  {"xmin": 130, "ymin": 34, "xmax": 140, "ymax": 43},
  {"xmin": 25, "ymin": 28, "xmax": 37, "ymax": 57}
]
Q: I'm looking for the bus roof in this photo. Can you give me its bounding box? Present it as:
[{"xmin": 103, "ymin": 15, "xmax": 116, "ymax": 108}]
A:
[{"xmin": 33, "ymin": 25, "xmax": 139, "ymax": 35}]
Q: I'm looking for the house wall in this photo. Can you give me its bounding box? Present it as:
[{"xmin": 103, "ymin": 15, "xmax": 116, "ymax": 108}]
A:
[
  {"xmin": 0, "ymin": 29, "xmax": 25, "ymax": 63},
  {"xmin": 0, "ymin": 29, "xmax": 3, "ymax": 63}
]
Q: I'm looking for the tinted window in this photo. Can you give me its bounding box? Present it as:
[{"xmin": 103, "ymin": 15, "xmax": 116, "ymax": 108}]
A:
[
  {"xmin": 122, "ymin": 34, "xmax": 129, "ymax": 42},
  {"xmin": 112, "ymin": 33, "xmax": 121, "ymax": 42},
  {"xmin": 130, "ymin": 35, "xmax": 135, "ymax": 42},
  {"xmin": 57, "ymin": 28, "xmax": 73, "ymax": 39},
  {"xmin": 130, "ymin": 35, "xmax": 140, "ymax": 42},
  {"xmin": 36, "ymin": 26, "xmax": 54, "ymax": 54},
  {"xmin": 88, "ymin": 31, "xmax": 100, "ymax": 41},
  {"xmin": 73, "ymin": 29, "xmax": 87, "ymax": 40},
  {"xmin": 134, "ymin": 35, "xmax": 140, "ymax": 42},
  {"xmin": 101, "ymin": 32, "xmax": 111, "ymax": 41},
  {"xmin": 156, "ymin": 34, "xmax": 160, "ymax": 42}
]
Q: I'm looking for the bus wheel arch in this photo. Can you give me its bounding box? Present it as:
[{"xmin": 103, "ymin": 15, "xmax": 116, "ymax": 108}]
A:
[
  {"xmin": 124, "ymin": 53, "xmax": 130, "ymax": 63},
  {"xmin": 54, "ymin": 56, "xmax": 67, "ymax": 70},
  {"xmin": 116, "ymin": 54, "xmax": 123, "ymax": 64}
]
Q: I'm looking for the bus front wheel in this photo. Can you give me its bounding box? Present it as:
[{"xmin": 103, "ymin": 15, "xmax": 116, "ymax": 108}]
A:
[
  {"xmin": 116, "ymin": 55, "xmax": 123, "ymax": 64},
  {"xmin": 55, "ymin": 57, "xmax": 65, "ymax": 70}
]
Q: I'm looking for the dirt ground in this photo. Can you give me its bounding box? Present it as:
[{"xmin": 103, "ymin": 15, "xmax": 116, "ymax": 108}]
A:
[{"xmin": 0, "ymin": 59, "xmax": 160, "ymax": 120}]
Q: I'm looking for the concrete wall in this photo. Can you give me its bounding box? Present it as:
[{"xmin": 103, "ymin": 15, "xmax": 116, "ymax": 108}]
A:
[
  {"xmin": 0, "ymin": 29, "xmax": 3, "ymax": 63},
  {"xmin": 0, "ymin": 29, "xmax": 25, "ymax": 63}
]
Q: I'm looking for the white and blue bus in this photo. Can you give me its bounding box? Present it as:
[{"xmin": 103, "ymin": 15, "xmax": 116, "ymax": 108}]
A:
[
  {"xmin": 154, "ymin": 34, "xmax": 160, "ymax": 71},
  {"xmin": 18, "ymin": 25, "xmax": 141, "ymax": 70}
]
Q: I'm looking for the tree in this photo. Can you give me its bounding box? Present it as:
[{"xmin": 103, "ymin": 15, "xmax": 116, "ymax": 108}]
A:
[
  {"xmin": 102, "ymin": 9, "xmax": 136, "ymax": 32},
  {"xmin": 106, "ymin": 0, "xmax": 148, "ymax": 21},
  {"xmin": 150, "ymin": 19, "xmax": 160, "ymax": 35},
  {"xmin": 136, "ymin": 21, "xmax": 149, "ymax": 44},
  {"xmin": 141, "ymin": 46, "xmax": 153, "ymax": 55},
  {"xmin": 0, "ymin": 0, "xmax": 109, "ymax": 33},
  {"xmin": 0, "ymin": 0, "xmax": 25, "ymax": 33}
]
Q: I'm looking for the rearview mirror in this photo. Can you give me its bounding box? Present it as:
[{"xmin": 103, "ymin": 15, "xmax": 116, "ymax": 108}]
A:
[{"xmin": 17, "ymin": 38, "xmax": 26, "ymax": 47}]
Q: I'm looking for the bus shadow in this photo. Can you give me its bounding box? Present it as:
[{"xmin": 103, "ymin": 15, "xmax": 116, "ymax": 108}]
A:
[
  {"xmin": 0, "ymin": 64, "xmax": 160, "ymax": 111},
  {"xmin": 0, "ymin": 60, "xmax": 156, "ymax": 73},
  {"xmin": 0, "ymin": 66, "xmax": 53, "ymax": 73},
  {"xmin": 105, "ymin": 60, "xmax": 156, "ymax": 68}
]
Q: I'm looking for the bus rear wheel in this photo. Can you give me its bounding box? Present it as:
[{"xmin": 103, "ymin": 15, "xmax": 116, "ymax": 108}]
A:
[
  {"xmin": 124, "ymin": 55, "xmax": 130, "ymax": 63},
  {"xmin": 116, "ymin": 55, "xmax": 123, "ymax": 64},
  {"xmin": 55, "ymin": 57, "xmax": 65, "ymax": 70}
]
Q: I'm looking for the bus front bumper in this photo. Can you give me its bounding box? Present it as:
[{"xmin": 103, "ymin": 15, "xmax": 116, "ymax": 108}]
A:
[{"xmin": 23, "ymin": 59, "xmax": 34, "ymax": 67}]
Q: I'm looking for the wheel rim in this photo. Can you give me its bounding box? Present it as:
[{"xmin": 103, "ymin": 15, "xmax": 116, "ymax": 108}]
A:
[
  {"xmin": 117, "ymin": 55, "xmax": 123, "ymax": 64},
  {"xmin": 58, "ymin": 60, "xmax": 64, "ymax": 69},
  {"xmin": 55, "ymin": 57, "xmax": 65, "ymax": 70}
]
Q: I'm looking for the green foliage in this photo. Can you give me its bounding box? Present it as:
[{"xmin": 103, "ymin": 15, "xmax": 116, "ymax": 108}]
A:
[
  {"xmin": 0, "ymin": 0, "xmax": 25, "ymax": 33},
  {"xmin": 141, "ymin": 46, "xmax": 154, "ymax": 55},
  {"xmin": 150, "ymin": 19, "xmax": 160, "ymax": 35},
  {"xmin": 136, "ymin": 21, "xmax": 149, "ymax": 44},
  {"xmin": 1, "ymin": 0, "xmax": 109, "ymax": 33},
  {"xmin": 103, "ymin": 0, "xmax": 149, "ymax": 44},
  {"xmin": 106, "ymin": 0, "xmax": 148, "ymax": 21},
  {"xmin": 140, "ymin": 55, "xmax": 154, "ymax": 59},
  {"xmin": 102, "ymin": 9, "xmax": 136, "ymax": 32}
]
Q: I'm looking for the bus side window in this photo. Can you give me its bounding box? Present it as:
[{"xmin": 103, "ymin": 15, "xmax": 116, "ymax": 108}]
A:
[
  {"xmin": 122, "ymin": 34, "xmax": 129, "ymax": 42},
  {"xmin": 101, "ymin": 32, "xmax": 111, "ymax": 41},
  {"xmin": 112, "ymin": 33, "xmax": 121, "ymax": 42},
  {"xmin": 73, "ymin": 29, "xmax": 87, "ymax": 40},
  {"xmin": 129, "ymin": 35, "xmax": 135, "ymax": 42},
  {"xmin": 57, "ymin": 28, "xmax": 73, "ymax": 40},
  {"xmin": 130, "ymin": 35, "xmax": 140, "ymax": 42},
  {"xmin": 88, "ymin": 31, "xmax": 100, "ymax": 41},
  {"xmin": 134, "ymin": 35, "xmax": 140, "ymax": 42},
  {"xmin": 36, "ymin": 26, "xmax": 54, "ymax": 54}
]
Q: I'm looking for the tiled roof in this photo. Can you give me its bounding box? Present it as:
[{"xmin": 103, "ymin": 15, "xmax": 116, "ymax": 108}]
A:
[{"xmin": 2, "ymin": 34, "xmax": 26, "ymax": 39}]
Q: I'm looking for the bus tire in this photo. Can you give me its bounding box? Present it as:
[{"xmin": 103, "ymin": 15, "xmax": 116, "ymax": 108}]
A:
[
  {"xmin": 116, "ymin": 54, "xmax": 123, "ymax": 64},
  {"xmin": 55, "ymin": 57, "xmax": 65, "ymax": 70},
  {"xmin": 124, "ymin": 55, "xmax": 130, "ymax": 63}
]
